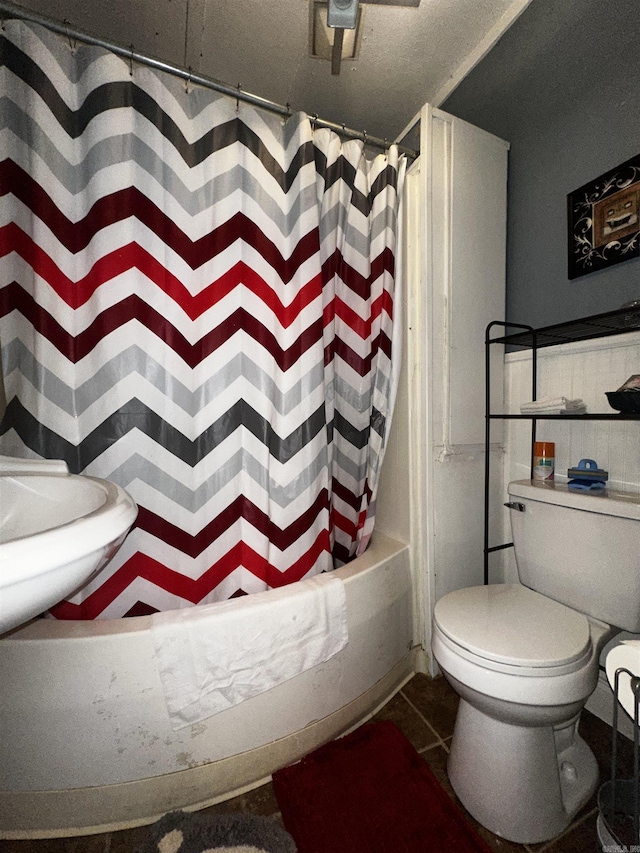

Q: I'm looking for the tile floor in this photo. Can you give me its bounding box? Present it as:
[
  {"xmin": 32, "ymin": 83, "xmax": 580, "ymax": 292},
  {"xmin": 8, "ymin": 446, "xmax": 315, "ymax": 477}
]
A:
[{"xmin": 1, "ymin": 673, "xmax": 634, "ymax": 852}]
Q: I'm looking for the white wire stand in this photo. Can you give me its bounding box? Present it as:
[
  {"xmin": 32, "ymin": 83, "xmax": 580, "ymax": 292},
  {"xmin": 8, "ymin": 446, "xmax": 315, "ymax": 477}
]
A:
[{"xmin": 597, "ymin": 666, "xmax": 640, "ymax": 851}]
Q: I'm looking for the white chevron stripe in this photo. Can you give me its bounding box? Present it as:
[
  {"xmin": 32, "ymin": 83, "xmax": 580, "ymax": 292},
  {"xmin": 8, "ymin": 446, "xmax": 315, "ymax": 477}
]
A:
[{"xmin": 93, "ymin": 442, "xmax": 331, "ymax": 506}]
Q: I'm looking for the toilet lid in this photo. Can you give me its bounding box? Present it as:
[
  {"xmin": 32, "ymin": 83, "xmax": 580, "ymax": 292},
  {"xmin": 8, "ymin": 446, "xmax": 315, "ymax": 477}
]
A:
[{"xmin": 434, "ymin": 584, "xmax": 591, "ymax": 668}]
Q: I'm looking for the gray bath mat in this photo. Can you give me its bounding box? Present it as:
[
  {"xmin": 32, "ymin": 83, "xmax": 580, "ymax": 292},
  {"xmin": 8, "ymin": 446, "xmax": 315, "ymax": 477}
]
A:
[{"xmin": 136, "ymin": 810, "xmax": 297, "ymax": 853}]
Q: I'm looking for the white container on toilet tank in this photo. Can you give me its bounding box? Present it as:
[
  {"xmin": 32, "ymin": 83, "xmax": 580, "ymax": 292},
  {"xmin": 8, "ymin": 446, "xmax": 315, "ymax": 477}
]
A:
[{"xmin": 432, "ymin": 479, "xmax": 640, "ymax": 844}]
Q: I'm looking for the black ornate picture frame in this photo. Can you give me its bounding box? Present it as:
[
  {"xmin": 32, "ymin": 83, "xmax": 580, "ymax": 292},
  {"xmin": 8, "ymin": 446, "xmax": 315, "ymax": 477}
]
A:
[{"xmin": 567, "ymin": 154, "xmax": 640, "ymax": 279}]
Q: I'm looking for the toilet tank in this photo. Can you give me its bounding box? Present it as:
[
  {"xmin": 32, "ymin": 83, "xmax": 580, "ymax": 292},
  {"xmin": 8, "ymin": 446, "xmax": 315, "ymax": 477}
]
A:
[{"xmin": 508, "ymin": 480, "xmax": 640, "ymax": 632}]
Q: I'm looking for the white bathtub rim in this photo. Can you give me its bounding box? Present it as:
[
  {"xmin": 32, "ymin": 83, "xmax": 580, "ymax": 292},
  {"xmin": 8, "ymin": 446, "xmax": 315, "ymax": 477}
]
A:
[
  {"xmin": 0, "ymin": 652, "xmax": 416, "ymax": 839},
  {"xmin": 2, "ymin": 531, "xmax": 412, "ymax": 791},
  {"xmin": 4, "ymin": 531, "xmax": 408, "ymax": 642}
]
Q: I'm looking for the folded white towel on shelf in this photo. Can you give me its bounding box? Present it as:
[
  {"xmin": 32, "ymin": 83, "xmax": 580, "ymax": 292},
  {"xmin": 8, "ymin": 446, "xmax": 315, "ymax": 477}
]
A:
[
  {"xmin": 520, "ymin": 396, "xmax": 586, "ymax": 414},
  {"xmin": 151, "ymin": 574, "xmax": 348, "ymax": 730}
]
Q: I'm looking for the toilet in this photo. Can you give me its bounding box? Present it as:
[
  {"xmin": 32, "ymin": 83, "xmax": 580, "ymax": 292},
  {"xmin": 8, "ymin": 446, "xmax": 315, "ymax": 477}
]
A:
[{"xmin": 432, "ymin": 479, "xmax": 640, "ymax": 844}]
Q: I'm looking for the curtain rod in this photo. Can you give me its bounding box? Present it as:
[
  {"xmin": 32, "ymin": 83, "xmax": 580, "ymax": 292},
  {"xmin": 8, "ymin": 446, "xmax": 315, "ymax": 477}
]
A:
[{"xmin": 0, "ymin": 0, "xmax": 419, "ymax": 159}]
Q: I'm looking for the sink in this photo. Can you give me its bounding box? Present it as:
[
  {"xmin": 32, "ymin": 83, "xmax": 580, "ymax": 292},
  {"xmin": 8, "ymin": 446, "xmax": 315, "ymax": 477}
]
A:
[{"xmin": 0, "ymin": 455, "xmax": 137, "ymax": 634}]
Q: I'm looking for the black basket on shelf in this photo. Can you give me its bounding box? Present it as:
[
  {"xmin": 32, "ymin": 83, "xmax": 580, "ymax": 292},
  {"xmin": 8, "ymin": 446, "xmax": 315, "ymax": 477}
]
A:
[{"xmin": 605, "ymin": 391, "xmax": 640, "ymax": 414}]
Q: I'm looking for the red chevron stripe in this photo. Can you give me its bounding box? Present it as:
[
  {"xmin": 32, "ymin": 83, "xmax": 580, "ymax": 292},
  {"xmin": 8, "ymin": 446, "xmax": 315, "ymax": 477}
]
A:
[
  {"xmin": 325, "ymin": 329, "xmax": 392, "ymax": 374},
  {"xmin": 332, "ymin": 507, "xmax": 357, "ymax": 542},
  {"xmin": 0, "ymin": 223, "xmax": 323, "ymax": 322},
  {"xmin": 135, "ymin": 490, "xmax": 330, "ymax": 557},
  {"xmin": 321, "ymin": 247, "xmax": 395, "ymax": 299},
  {"xmin": 0, "ymin": 225, "xmax": 393, "ymax": 328},
  {"xmin": 2, "ymin": 279, "xmax": 389, "ymax": 375},
  {"xmin": 48, "ymin": 530, "xmax": 331, "ymax": 619},
  {"xmin": 331, "ymin": 477, "xmax": 361, "ymax": 512},
  {"xmin": 1, "ymin": 283, "xmax": 324, "ymax": 369},
  {"xmin": 324, "ymin": 291, "xmax": 393, "ymax": 338},
  {"xmin": 0, "ymin": 160, "xmax": 321, "ymax": 275}
]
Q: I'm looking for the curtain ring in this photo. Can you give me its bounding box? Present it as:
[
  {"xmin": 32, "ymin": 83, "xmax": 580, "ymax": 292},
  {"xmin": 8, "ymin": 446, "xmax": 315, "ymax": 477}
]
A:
[
  {"xmin": 311, "ymin": 113, "xmax": 318, "ymax": 132},
  {"xmin": 63, "ymin": 18, "xmax": 75, "ymax": 51},
  {"xmin": 129, "ymin": 44, "xmax": 134, "ymax": 76},
  {"xmin": 236, "ymin": 83, "xmax": 242, "ymax": 113},
  {"xmin": 185, "ymin": 66, "xmax": 192, "ymax": 94},
  {"xmin": 362, "ymin": 130, "xmax": 367, "ymax": 145}
]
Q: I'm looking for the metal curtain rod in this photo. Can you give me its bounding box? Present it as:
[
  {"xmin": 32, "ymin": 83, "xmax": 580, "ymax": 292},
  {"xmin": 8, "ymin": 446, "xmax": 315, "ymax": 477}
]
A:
[{"xmin": 0, "ymin": 0, "xmax": 419, "ymax": 159}]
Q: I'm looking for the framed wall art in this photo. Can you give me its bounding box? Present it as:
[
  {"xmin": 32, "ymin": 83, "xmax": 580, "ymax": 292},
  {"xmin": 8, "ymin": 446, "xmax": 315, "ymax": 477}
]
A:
[{"xmin": 567, "ymin": 153, "xmax": 640, "ymax": 279}]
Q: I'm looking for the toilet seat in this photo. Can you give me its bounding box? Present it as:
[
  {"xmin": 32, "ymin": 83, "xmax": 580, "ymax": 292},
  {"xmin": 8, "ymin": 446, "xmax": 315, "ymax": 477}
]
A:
[
  {"xmin": 432, "ymin": 584, "xmax": 601, "ymax": 707},
  {"xmin": 434, "ymin": 584, "xmax": 591, "ymax": 671}
]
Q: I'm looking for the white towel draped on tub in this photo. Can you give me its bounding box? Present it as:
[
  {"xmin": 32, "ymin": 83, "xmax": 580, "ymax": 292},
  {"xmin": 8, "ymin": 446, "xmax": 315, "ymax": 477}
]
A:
[{"xmin": 150, "ymin": 574, "xmax": 348, "ymax": 730}]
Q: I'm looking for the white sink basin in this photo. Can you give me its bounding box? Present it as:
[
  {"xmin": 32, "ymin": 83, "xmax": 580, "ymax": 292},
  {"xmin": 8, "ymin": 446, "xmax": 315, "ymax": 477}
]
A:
[{"xmin": 0, "ymin": 455, "xmax": 137, "ymax": 634}]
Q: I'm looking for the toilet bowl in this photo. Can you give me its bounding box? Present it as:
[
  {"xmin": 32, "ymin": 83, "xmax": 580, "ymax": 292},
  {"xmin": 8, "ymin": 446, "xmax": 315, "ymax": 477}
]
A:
[
  {"xmin": 433, "ymin": 584, "xmax": 610, "ymax": 842},
  {"xmin": 432, "ymin": 480, "xmax": 640, "ymax": 844}
]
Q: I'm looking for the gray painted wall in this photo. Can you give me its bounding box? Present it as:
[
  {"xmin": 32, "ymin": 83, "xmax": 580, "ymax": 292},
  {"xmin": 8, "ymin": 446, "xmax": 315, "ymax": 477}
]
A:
[{"xmin": 443, "ymin": 0, "xmax": 640, "ymax": 329}]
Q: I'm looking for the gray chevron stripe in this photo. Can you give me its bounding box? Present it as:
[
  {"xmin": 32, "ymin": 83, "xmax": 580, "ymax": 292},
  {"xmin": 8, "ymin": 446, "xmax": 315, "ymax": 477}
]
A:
[
  {"xmin": 1, "ymin": 106, "xmax": 320, "ymax": 235},
  {"xmin": 104, "ymin": 446, "xmax": 329, "ymax": 512},
  {"xmin": 9, "ymin": 20, "xmax": 309, "ymax": 134},
  {"xmin": 319, "ymin": 201, "xmax": 398, "ymax": 257},
  {"xmin": 330, "ymin": 444, "xmax": 368, "ymax": 484},
  {"xmin": 2, "ymin": 37, "xmax": 316, "ymax": 179},
  {"xmin": 3, "ymin": 341, "xmax": 376, "ymax": 418},
  {"xmin": 1, "ymin": 342, "xmax": 335, "ymax": 417}
]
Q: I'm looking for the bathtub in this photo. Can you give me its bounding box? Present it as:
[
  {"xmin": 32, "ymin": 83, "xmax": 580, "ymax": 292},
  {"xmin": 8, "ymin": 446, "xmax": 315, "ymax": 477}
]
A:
[{"xmin": 0, "ymin": 532, "xmax": 413, "ymax": 838}]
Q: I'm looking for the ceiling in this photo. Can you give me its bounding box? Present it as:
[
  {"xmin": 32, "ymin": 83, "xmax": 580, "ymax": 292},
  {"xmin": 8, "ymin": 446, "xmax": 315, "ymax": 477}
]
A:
[{"xmin": 6, "ymin": 0, "xmax": 534, "ymax": 143}]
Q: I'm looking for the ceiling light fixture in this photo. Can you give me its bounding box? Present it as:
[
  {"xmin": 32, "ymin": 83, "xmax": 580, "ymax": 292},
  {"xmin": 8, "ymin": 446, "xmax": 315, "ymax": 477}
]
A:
[
  {"xmin": 326, "ymin": 0, "xmax": 360, "ymax": 73},
  {"xmin": 310, "ymin": 2, "xmax": 362, "ymax": 75},
  {"xmin": 327, "ymin": 0, "xmax": 360, "ymax": 29},
  {"xmin": 311, "ymin": 0, "xmax": 421, "ymax": 76}
]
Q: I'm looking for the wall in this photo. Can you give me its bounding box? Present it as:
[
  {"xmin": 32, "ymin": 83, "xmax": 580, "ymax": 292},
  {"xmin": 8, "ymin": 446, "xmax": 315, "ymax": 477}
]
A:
[
  {"xmin": 498, "ymin": 331, "xmax": 640, "ymax": 737},
  {"xmin": 500, "ymin": 329, "xmax": 640, "ymax": 577},
  {"xmin": 442, "ymin": 0, "xmax": 640, "ymax": 329}
]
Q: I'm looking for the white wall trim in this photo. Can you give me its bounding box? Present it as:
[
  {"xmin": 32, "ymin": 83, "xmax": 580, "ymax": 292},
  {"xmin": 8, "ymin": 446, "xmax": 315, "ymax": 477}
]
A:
[{"xmin": 418, "ymin": 105, "xmax": 438, "ymax": 675}]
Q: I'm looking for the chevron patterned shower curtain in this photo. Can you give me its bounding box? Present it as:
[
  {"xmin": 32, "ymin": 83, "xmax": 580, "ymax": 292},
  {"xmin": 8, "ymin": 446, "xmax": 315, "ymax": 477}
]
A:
[{"xmin": 0, "ymin": 21, "xmax": 405, "ymax": 619}]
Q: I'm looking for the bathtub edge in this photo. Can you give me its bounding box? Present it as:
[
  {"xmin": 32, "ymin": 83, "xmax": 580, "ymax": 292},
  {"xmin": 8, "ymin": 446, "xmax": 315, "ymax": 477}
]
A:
[{"xmin": 0, "ymin": 650, "xmax": 416, "ymax": 838}]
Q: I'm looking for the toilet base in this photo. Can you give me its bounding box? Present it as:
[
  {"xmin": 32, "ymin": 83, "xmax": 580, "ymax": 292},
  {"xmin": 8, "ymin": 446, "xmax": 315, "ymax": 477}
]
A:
[{"xmin": 448, "ymin": 697, "xmax": 599, "ymax": 844}]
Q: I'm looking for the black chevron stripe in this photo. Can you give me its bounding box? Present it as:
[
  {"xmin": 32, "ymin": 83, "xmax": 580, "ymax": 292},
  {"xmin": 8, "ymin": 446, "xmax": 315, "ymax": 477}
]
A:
[
  {"xmin": 0, "ymin": 396, "xmax": 329, "ymax": 470},
  {"xmin": 0, "ymin": 35, "xmax": 317, "ymax": 187}
]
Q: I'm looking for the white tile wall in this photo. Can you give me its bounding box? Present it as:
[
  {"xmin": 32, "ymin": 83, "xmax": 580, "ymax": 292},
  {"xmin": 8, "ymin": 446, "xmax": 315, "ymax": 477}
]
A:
[
  {"xmin": 503, "ymin": 330, "xmax": 640, "ymax": 493},
  {"xmin": 500, "ymin": 329, "xmax": 640, "ymax": 584}
]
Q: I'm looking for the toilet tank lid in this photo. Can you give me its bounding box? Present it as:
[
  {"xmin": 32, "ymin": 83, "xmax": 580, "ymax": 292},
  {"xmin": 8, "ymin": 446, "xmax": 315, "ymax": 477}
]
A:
[{"xmin": 508, "ymin": 480, "xmax": 640, "ymax": 521}]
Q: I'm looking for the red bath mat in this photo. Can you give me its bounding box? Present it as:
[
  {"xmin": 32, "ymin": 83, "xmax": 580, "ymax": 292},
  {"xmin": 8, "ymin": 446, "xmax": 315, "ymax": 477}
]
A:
[{"xmin": 272, "ymin": 720, "xmax": 491, "ymax": 853}]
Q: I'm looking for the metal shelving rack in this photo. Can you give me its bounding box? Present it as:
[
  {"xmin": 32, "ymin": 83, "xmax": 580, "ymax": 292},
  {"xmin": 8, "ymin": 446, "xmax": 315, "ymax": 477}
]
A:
[
  {"xmin": 483, "ymin": 304, "xmax": 640, "ymax": 585},
  {"xmin": 597, "ymin": 665, "xmax": 640, "ymax": 850}
]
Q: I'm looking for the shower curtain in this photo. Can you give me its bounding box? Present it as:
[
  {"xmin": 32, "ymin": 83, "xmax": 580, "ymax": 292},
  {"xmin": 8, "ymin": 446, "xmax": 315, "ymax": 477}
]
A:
[{"xmin": 0, "ymin": 20, "xmax": 405, "ymax": 619}]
